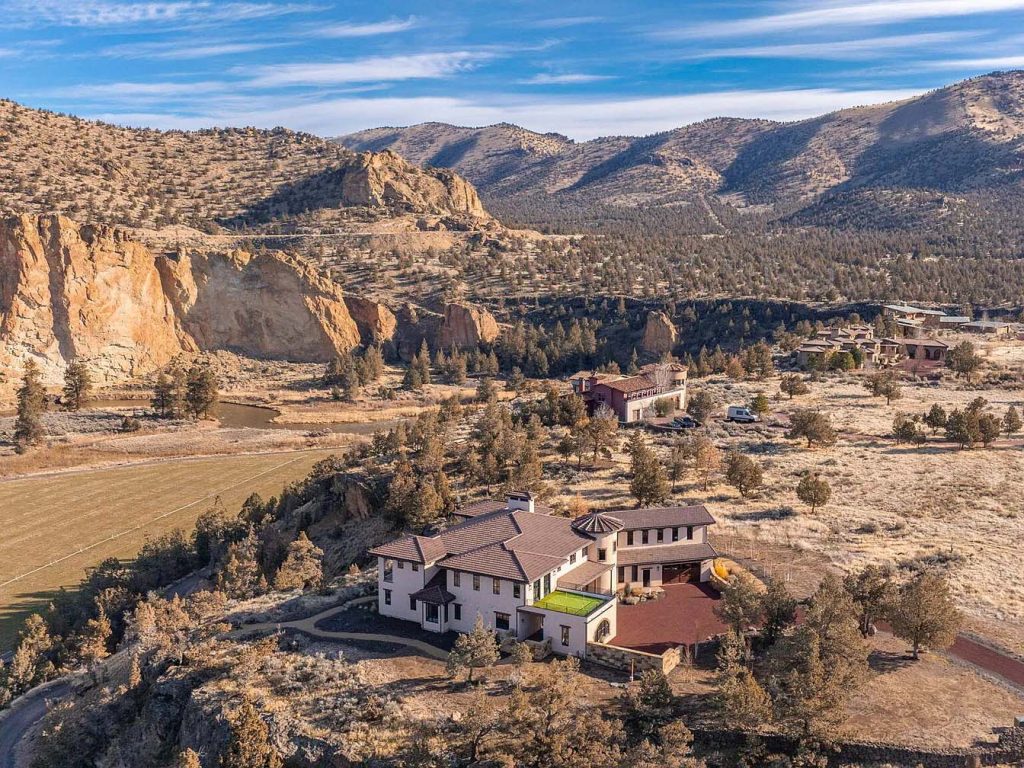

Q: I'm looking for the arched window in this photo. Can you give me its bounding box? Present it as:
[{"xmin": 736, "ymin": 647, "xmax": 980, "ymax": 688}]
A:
[{"xmin": 596, "ymin": 619, "xmax": 611, "ymax": 642}]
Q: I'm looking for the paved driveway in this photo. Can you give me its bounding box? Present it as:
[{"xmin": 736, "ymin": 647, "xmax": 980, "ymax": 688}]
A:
[{"xmin": 610, "ymin": 582, "xmax": 727, "ymax": 654}]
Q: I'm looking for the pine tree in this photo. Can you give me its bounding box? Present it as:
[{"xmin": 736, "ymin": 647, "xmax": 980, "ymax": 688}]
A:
[
  {"xmin": 273, "ymin": 532, "xmax": 324, "ymax": 591},
  {"xmin": 14, "ymin": 359, "xmax": 47, "ymax": 452},
  {"xmin": 61, "ymin": 360, "xmax": 92, "ymax": 411},
  {"xmin": 7, "ymin": 614, "xmax": 55, "ymax": 696}
]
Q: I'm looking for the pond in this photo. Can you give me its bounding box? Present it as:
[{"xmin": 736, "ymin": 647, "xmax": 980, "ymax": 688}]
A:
[{"xmin": 84, "ymin": 399, "xmax": 399, "ymax": 435}]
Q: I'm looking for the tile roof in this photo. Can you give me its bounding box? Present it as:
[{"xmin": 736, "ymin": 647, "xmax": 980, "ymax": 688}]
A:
[
  {"xmin": 453, "ymin": 498, "xmax": 554, "ymax": 519},
  {"xmin": 608, "ymin": 505, "xmax": 716, "ymax": 530},
  {"xmin": 617, "ymin": 541, "xmax": 718, "ymax": 566},
  {"xmin": 557, "ymin": 560, "xmax": 614, "ymax": 590},
  {"xmin": 410, "ymin": 570, "xmax": 456, "ymax": 604},
  {"xmin": 369, "ymin": 501, "xmax": 592, "ymax": 581},
  {"xmin": 598, "ymin": 374, "xmax": 659, "ymax": 394}
]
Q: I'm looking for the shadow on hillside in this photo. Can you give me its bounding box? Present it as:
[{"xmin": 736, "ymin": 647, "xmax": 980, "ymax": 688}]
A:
[{"xmin": 220, "ymin": 166, "xmax": 350, "ymax": 227}]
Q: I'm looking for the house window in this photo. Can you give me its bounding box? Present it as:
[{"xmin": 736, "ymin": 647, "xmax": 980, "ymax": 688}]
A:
[
  {"xmin": 533, "ymin": 579, "xmax": 541, "ymax": 598},
  {"xmin": 672, "ymin": 527, "xmax": 679, "ymax": 542},
  {"xmin": 425, "ymin": 604, "xmax": 439, "ymax": 624},
  {"xmin": 473, "ymin": 574, "xmax": 480, "ymax": 591},
  {"xmin": 543, "ymin": 574, "xmax": 551, "ymax": 594},
  {"xmin": 513, "ymin": 584, "xmax": 522, "ymax": 599},
  {"xmin": 411, "ymin": 562, "xmax": 419, "ymax": 572},
  {"xmin": 384, "ymin": 589, "xmax": 392, "ymax": 605},
  {"xmin": 409, "ymin": 596, "xmax": 417, "ymax": 611},
  {"xmin": 453, "ymin": 571, "xmax": 460, "ymax": 587},
  {"xmin": 397, "ymin": 561, "xmax": 405, "ymax": 569},
  {"xmin": 627, "ymin": 531, "xmax": 634, "ymax": 546},
  {"xmin": 383, "ymin": 560, "xmax": 394, "ymax": 583},
  {"xmin": 454, "ymin": 603, "xmax": 462, "ymax": 621},
  {"xmin": 495, "ymin": 612, "xmax": 511, "ymax": 631},
  {"xmin": 642, "ymin": 530, "xmax": 649, "ymax": 545},
  {"xmin": 493, "ymin": 578, "xmax": 501, "ymax": 595},
  {"xmin": 632, "ymin": 566, "xmax": 639, "ymax": 581},
  {"xmin": 570, "ymin": 553, "xmax": 577, "ymax": 564},
  {"xmin": 560, "ymin": 626, "xmax": 570, "ymax": 646},
  {"xmin": 598, "ymin": 548, "xmax": 607, "ymax": 561},
  {"xmin": 687, "ymin": 526, "xmax": 694, "ymax": 540},
  {"xmin": 618, "ymin": 567, "xmax": 625, "ymax": 582},
  {"xmin": 657, "ymin": 529, "xmax": 664, "ymax": 542},
  {"xmin": 612, "ymin": 541, "xmax": 616, "ymax": 552}
]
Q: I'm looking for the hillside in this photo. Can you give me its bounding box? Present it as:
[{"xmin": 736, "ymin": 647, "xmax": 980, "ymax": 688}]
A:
[
  {"xmin": 0, "ymin": 100, "xmax": 490, "ymax": 231},
  {"xmin": 340, "ymin": 71, "xmax": 1024, "ymax": 228}
]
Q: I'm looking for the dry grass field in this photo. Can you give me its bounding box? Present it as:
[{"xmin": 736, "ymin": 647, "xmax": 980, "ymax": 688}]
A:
[{"xmin": 0, "ymin": 448, "xmax": 338, "ymax": 650}]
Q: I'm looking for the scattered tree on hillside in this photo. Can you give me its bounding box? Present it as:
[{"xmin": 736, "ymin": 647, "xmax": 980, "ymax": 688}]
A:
[
  {"xmin": 761, "ymin": 579, "xmax": 798, "ymax": 648},
  {"xmin": 1002, "ymin": 405, "xmax": 1022, "ymax": 437},
  {"xmin": 715, "ymin": 572, "xmax": 764, "ymax": 640},
  {"xmin": 5, "ymin": 614, "xmax": 55, "ymax": 697},
  {"xmin": 14, "ymin": 360, "xmax": 48, "ymax": 452},
  {"xmin": 844, "ymin": 565, "xmax": 896, "ymax": 638},
  {"xmin": 152, "ymin": 369, "xmax": 186, "ymax": 419},
  {"xmin": 446, "ymin": 615, "xmax": 500, "ymax": 684},
  {"xmin": 780, "ymin": 374, "xmax": 810, "ymax": 399},
  {"xmin": 691, "ymin": 435, "xmax": 722, "ymax": 491},
  {"xmin": 923, "ymin": 403, "xmax": 948, "ymax": 435},
  {"xmin": 864, "ymin": 370, "xmax": 902, "ymax": 404},
  {"xmin": 177, "ymin": 749, "xmax": 202, "ymax": 768},
  {"xmin": 666, "ymin": 438, "xmax": 688, "ymax": 491},
  {"xmin": 584, "ymin": 404, "xmax": 619, "ymax": 463},
  {"xmin": 978, "ymin": 412, "xmax": 1001, "ymax": 448},
  {"xmin": 61, "ymin": 360, "xmax": 92, "ymax": 411},
  {"xmin": 628, "ymin": 432, "xmax": 669, "ymax": 507},
  {"xmin": 724, "ymin": 451, "xmax": 764, "ymax": 497},
  {"xmin": 889, "ymin": 572, "xmax": 962, "ymax": 660},
  {"xmin": 185, "ymin": 361, "xmax": 218, "ymax": 419},
  {"xmin": 796, "ymin": 473, "xmax": 831, "ymax": 513},
  {"xmin": 947, "ymin": 340, "xmax": 982, "ymax": 381},
  {"xmin": 273, "ymin": 532, "xmax": 324, "ymax": 591},
  {"xmin": 221, "ymin": 699, "xmax": 283, "ymax": 768},
  {"xmin": 686, "ymin": 388, "xmax": 716, "ymax": 424},
  {"xmin": 944, "ymin": 408, "xmax": 980, "ymax": 449},
  {"xmin": 750, "ymin": 393, "xmax": 771, "ymax": 419},
  {"xmin": 892, "ymin": 413, "xmax": 926, "ymax": 445},
  {"xmin": 786, "ymin": 410, "xmax": 837, "ymax": 448}
]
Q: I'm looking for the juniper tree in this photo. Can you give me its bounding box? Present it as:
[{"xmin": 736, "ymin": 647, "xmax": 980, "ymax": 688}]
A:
[
  {"xmin": 446, "ymin": 615, "xmax": 500, "ymax": 684},
  {"xmin": 628, "ymin": 432, "xmax": 669, "ymax": 507},
  {"xmin": 786, "ymin": 410, "xmax": 837, "ymax": 448},
  {"xmin": 796, "ymin": 473, "xmax": 831, "ymax": 513},
  {"xmin": 844, "ymin": 564, "xmax": 895, "ymax": 638},
  {"xmin": 889, "ymin": 571, "xmax": 962, "ymax": 659},
  {"xmin": 1003, "ymin": 405, "xmax": 1022, "ymax": 437},
  {"xmin": 222, "ymin": 699, "xmax": 282, "ymax": 768},
  {"xmin": 273, "ymin": 532, "xmax": 324, "ymax": 591},
  {"xmin": 61, "ymin": 360, "xmax": 92, "ymax": 411},
  {"xmin": 185, "ymin": 361, "xmax": 218, "ymax": 419},
  {"xmin": 923, "ymin": 403, "xmax": 948, "ymax": 435},
  {"xmin": 780, "ymin": 373, "xmax": 810, "ymax": 399},
  {"xmin": 14, "ymin": 359, "xmax": 47, "ymax": 451},
  {"xmin": 724, "ymin": 451, "xmax": 764, "ymax": 497}
]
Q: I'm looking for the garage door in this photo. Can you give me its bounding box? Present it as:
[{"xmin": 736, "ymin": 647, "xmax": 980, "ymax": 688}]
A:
[{"xmin": 662, "ymin": 563, "xmax": 698, "ymax": 584}]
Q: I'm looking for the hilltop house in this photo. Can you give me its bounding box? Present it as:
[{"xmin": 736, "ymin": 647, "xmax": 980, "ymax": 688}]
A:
[
  {"xmin": 882, "ymin": 304, "xmax": 967, "ymax": 336},
  {"xmin": 571, "ymin": 363, "xmax": 688, "ymax": 424},
  {"xmin": 795, "ymin": 325, "xmax": 888, "ymax": 369},
  {"xmin": 369, "ymin": 493, "xmax": 717, "ymax": 658}
]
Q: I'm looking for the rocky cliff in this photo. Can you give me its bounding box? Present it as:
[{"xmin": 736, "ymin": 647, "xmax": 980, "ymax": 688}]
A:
[
  {"xmin": 0, "ymin": 214, "xmax": 187, "ymax": 389},
  {"xmin": 438, "ymin": 302, "xmax": 500, "ymax": 348},
  {"xmin": 0, "ymin": 215, "xmax": 363, "ymax": 393},
  {"xmin": 641, "ymin": 311, "xmax": 678, "ymax": 356}
]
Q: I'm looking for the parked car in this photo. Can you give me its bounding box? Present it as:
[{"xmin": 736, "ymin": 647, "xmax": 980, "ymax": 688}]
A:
[
  {"xmin": 672, "ymin": 415, "xmax": 701, "ymax": 429},
  {"xmin": 726, "ymin": 406, "xmax": 759, "ymax": 423}
]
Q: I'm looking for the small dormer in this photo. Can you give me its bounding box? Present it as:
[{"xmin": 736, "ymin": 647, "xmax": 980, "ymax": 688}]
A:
[{"xmin": 507, "ymin": 491, "xmax": 535, "ymax": 513}]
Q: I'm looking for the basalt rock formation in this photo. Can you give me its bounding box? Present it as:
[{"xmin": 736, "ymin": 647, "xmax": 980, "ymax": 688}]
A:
[
  {"xmin": 641, "ymin": 311, "xmax": 678, "ymax": 356},
  {"xmin": 0, "ymin": 214, "xmax": 363, "ymax": 393},
  {"xmin": 343, "ymin": 296, "xmax": 399, "ymax": 346},
  {"xmin": 438, "ymin": 302, "xmax": 500, "ymax": 349}
]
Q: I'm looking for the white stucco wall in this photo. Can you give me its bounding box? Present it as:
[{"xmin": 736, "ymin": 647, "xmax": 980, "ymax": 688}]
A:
[
  {"xmin": 377, "ymin": 556, "xmax": 428, "ymax": 623},
  {"xmin": 445, "ymin": 570, "xmax": 528, "ymax": 634}
]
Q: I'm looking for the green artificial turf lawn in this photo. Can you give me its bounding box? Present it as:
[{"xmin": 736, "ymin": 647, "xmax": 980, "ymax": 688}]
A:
[{"xmin": 532, "ymin": 590, "xmax": 605, "ymax": 616}]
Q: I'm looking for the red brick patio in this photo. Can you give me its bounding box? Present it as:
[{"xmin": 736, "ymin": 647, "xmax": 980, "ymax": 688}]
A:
[{"xmin": 609, "ymin": 582, "xmax": 728, "ymax": 654}]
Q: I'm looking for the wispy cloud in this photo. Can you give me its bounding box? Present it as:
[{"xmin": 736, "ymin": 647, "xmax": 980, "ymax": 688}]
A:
[
  {"xmin": 8, "ymin": 0, "xmax": 318, "ymax": 28},
  {"xmin": 47, "ymin": 80, "xmax": 229, "ymax": 99},
  {"xmin": 519, "ymin": 73, "xmax": 614, "ymax": 85},
  {"xmin": 917, "ymin": 54, "xmax": 1024, "ymax": 69},
  {"xmin": 686, "ymin": 31, "xmax": 978, "ymax": 60},
  {"xmin": 666, "ymin": 0, "xmax": 1024, "ymax": 39},
  {"xmin": 100, "ymin": 39, "xmax": 288, "ymax": 59},
  {"xmin": 244, "ymin": 52, "xmax": 490, "ymax": 87},
  {"xmin": 314, "ymin": 16, "xmax": 417, "ymax": 38},
  {"xmin": 527, "ymin": 16, "xmax": 604, "ymax": 28}
]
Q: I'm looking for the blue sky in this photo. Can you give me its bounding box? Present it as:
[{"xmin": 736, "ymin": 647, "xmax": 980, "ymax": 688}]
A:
[{"xmin": 2, "ymin": 0, "xmax": 1024, "ymax": 139}]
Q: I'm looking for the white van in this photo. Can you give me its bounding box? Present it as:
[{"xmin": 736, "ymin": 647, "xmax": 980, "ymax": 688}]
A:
[{"xmin": 726, "ymin": 406, "xmax": 759, "ymax": 423}]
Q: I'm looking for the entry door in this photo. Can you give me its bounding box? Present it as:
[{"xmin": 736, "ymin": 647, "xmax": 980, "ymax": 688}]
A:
[{"xmin": 642, "ymin": 569, "xmax": 651, "ymax": 588}]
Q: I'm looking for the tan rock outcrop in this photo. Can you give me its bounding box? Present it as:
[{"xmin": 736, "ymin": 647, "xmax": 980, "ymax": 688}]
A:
[
  {"xmin": 340, "ymin": 150, "xmax": 488, "ymax": 219},
  {"xmin": 0, "ymin": 214, "xmax": 188, "ymax": 389},
  {"xmin": 641, "ymin": 311, "xmax": 678, "ymax": 356},
  {"xmin": 1, "ymin": 214, "xmax": 363, "ymax": 395},
  {"xmin": 343, "ymin": 296, "xmax": 398, "ymax": 345},
  {"xmin": 438, "ymin": 302, "xmax": 500, "ymax": 349},
  {"xmin": 159, "ymin": 249, "xmax": 360, "ymax": 363}
]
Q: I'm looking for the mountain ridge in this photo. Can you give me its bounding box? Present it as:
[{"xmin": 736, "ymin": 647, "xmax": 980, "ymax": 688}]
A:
[{"xmin": 339, "ymin": 71, "xmax": 1024, "ymax": 227}]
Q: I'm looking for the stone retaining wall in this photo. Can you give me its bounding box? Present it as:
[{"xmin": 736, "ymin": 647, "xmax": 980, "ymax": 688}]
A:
[{"xmin": 586, "ymin": 641, "xmax": 681, "ymax": 675}]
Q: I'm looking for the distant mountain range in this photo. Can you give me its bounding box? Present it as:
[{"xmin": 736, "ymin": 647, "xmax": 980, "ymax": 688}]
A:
[{"xmin": 340, "ymin": 71, "xmax": 1024, "ymax": 231}]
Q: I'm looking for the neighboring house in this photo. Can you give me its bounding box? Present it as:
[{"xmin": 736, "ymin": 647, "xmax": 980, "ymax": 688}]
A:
[
  {"xmin": 883, "ymin": 303, "xmax": 947, "ymax": 330},
  {"xmin": 961, "ymin": 320, "xmax": 1015, "ymax": 338},
  {"xmin": 369, "ymin": 493, "xmax": 717, "ymax": 658},
  {"xmin": 572, "ymin": 363, "xmax": 688, "ymax": 424},
  {"xmin": 795, "ymin": 325, "xmax": 884, "ymax": 369},
  {"xmin": 899, "ymin": 337, "xmax": 949, "ymax": 362}
]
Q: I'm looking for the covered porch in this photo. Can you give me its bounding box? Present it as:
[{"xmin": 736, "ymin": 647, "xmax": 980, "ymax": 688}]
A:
[
  {"xmin": 410, "ymin": 572, "xmax": 456, "ymax": 634},
  {"xmin": 557, "ymin": 560, "xmax": 615, "ymax": 595}
]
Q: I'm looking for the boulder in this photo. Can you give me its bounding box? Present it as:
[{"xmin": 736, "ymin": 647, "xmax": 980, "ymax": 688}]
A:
[
  {"xmin": 438, "ymin": 302, "xmax": 500, "ymax": 349},
  {"xmin": 641, "ymin": 311, "xmax": 677, "ymax": 356},
  {"xmin": 343, "ymin": 296, "xmax": 398, "ymax": 345}
]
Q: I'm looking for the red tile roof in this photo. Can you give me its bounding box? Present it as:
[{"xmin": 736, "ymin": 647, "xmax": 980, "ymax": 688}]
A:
[{"xmin": 608, "ymin": 505, "xmax": 715, "ymax": 530}]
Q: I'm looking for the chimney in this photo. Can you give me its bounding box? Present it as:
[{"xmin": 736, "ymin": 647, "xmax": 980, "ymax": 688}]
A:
[{"xmin": 507, "ymin": 491, "xmax": 534, "ymax": 513}]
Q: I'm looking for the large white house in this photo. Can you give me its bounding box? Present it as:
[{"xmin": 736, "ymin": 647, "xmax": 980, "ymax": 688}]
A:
[{"xmin": 368, "ymin": 492, "xmax": 717, "ymax": 658}]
